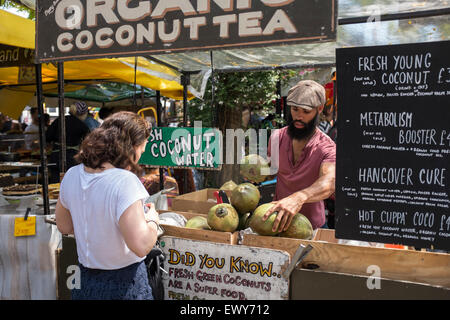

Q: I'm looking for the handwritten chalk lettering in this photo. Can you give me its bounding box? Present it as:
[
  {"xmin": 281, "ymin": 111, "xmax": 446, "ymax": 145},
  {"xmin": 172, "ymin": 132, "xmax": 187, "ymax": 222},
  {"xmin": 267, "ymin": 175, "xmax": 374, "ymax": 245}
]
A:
[
  {"xmin": 413, "ymin": 212, "xmax": 435, "ymax": 228},
  {"xmin": 419, "ymin": 168, "xmax": 446, "ymax": 187},
  {"xmin": 393, "ymin": 53, "xmax": 432, "ymax": 70},
  {"xmin": 380, "ymin": 211, "xmax": 407, "ymax": 226},
  {"xmin": 437, "ymin": 67, "xmax": 450, "ymax": 84},
  {"xmin": 358, "ymin": 56, "xmax": 388, "ymax": 71},
  {"xmin": 168, "ymin": 290, "xmax": 190, "ymax": 300},
  {"xmin": 358, "ymin": 167, "xmax": 413, "ymax": 186},
  {"xmin": 168, "ymin": 267, "xmax": 194, "ymax": 280},
  {"xmin": 168, "ymin": 249, "xmax": 196, "ymax": 266},
  {"xmin": 168, "ymin": 279, "xmax": 183, "ymax": 289},
  {"xmin": 381, "ymin": 71, "xmax": 430, "ymax": 85},
  {"xmin": 220, "ymin": 288, "xmax": 247, "ymax": 300},
  {"xmin": 360, "ymin": 112, "xmax": 413, "ymax": 128},
  {"xmin": 398, "ymin": 129, "xmax": 437, "ymax": 145},
  {"xmin": 358, "ymin": 210, "xmax": 375, "ymax": 223},
  {"xmin": 440, "ymin": 215, "xmax": 450, "ymax": 232},
  {"xmin": 440, "ymin": 130, "xmax": 450, "ymax": 147},
  {"xmin": 229, "ymin": 257, "xmax": 273, "ymax": 277},
  {"xmin": 194, "ymin": 283, "xmax": 220, "ymax": 296},
  {"xmin": 199, "ymin": 254, "xmax": 225, "ymax": 269},
  {"xmin": 223, "ymin": 274, "xmax": 272, "ymax": 292}
]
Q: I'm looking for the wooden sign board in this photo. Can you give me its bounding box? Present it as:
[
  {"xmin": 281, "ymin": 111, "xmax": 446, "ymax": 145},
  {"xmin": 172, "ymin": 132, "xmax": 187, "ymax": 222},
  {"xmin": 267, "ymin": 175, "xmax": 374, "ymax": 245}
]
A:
[
  {"xmin": 35, "ymin": 0, "xmax": 337, "ymax": 63},
  {"xmin": 139, "ymin": 127, "xmax": 222, "ymax": 170},
  {"xmin": 335, "ymin": 40, "xmax": 450, "ymax": 250},
  {"xmin": 0, "ymin": 44, "xmax": 34, "ymax": 68},
  {"xmin": 159, "ymin": 236, "xmax": 290, "ymax": 300}
]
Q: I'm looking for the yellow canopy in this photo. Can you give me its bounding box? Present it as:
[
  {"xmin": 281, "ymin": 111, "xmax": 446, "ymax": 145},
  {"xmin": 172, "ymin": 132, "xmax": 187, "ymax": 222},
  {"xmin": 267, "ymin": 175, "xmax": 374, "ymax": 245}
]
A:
[{"xmin": 0, "ymin": 10, "xmax": 194, "ymax": 119}]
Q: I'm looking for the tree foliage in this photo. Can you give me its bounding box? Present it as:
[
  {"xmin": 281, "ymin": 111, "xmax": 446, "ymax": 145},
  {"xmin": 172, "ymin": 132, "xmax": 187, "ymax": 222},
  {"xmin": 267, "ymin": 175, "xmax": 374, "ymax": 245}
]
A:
[{"xmin": 0, "ymin": 0, "xmax": 35, "ymax": 19}]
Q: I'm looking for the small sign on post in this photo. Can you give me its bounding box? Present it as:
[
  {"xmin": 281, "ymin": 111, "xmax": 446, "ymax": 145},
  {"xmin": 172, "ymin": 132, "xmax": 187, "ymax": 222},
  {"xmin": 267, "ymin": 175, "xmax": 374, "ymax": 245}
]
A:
[
  {"xmin": 160, "ymin": 236, "xmax": 290, "ymax": 300},
  {"xmin": 139, "ymin": 127, "xmax": 222, "ymax": 170}
]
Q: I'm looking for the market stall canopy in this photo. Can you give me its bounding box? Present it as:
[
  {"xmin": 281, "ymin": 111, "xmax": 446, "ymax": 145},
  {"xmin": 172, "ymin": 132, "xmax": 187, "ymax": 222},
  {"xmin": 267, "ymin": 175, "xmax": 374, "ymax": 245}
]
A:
[
  {"xmin": 0, "ymin": 9, "xmax": 197, "ymax": 119},
  {"xmin": 149, "ymin": 0, "xmax": 450, "ymax": 73}
]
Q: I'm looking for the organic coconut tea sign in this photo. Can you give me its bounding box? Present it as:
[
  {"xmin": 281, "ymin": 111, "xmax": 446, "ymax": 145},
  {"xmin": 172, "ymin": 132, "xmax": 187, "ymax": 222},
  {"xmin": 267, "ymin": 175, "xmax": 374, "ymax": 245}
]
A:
[
  {"xmin": 160, "ymin": 236, "xmax": 290, "ymax": 300},
  {"xmin": 139, "ymin": 126, "xmax": 222, "ymax": 169},
  {"xmin": 35, "ymin": 0, "xmax": 336, "ymax": 62},
  {"xmin": 335, "ymin": 40, "xmax": 450, "ymax": 250}
]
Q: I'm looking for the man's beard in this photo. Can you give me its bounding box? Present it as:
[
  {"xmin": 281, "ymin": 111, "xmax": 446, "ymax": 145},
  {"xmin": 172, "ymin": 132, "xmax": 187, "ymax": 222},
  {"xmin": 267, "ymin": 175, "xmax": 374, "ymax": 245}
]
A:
[{"xmin": 287, "ymin": 111, "xmax": 319, "ymax": 141}]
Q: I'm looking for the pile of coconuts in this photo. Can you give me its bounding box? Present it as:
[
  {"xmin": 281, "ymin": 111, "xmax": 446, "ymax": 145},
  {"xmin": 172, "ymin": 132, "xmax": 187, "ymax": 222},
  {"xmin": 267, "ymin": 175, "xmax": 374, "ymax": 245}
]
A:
[{"xmin": 184, "ymin": 180, "xmax": 313, "ymax": 240}]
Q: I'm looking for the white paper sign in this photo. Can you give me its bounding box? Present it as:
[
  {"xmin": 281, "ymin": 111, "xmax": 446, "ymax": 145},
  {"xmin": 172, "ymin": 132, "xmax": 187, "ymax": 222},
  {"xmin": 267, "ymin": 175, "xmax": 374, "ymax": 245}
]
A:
[{"xmin": 160, "ymin": 236, "xmax": 290, "ymax": 300}]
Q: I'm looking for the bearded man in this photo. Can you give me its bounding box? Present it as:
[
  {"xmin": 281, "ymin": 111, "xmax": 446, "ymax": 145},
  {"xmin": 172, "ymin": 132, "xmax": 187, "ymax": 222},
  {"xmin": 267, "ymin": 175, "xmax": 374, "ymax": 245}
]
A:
[{"xmin": 264, "ymin": 80, "xmax": 336, "ymax": 232}]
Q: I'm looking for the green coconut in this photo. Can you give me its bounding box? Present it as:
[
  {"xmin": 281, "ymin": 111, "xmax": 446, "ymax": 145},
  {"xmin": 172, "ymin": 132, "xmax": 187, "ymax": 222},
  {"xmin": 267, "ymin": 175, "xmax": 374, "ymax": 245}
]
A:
[
  {"xmin": 185, "ymin": 216, "xmax": 211, "ymax": 230},
  {"xmin": 220, "ymin": 180, "xmax": 238, "ymax": 192},
  {"xmin": 230, "ymin": 183, "xmax": 261, "ymax": 215},
  {"xmin": 248, "ymin": 203, "xmax": 280, "ymax": 236},
  {"xmin": 279, "ymin": 213, "xmax": 313, "ymax": 240},
  {"xmin": 207, "ymin": 203, "xmax": 239, "ymax": 232},
  {"xmin": 240, "ymin": 154, "xmax": 270, "ymax": 184},
  {"xmin": 237, "ymin": 212, "xmax": 251, "ymax": 231}
]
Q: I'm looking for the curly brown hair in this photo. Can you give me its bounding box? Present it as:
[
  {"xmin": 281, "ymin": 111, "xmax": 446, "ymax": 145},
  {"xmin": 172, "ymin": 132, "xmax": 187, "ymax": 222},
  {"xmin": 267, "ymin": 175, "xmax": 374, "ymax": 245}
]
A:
[{"xmin": 75, "ymin": 111, "xmax": 150, "ymax": 175}]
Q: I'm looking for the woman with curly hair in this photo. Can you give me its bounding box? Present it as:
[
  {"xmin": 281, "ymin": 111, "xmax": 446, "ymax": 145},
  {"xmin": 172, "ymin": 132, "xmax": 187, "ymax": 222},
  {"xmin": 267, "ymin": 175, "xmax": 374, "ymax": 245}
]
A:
[{"xmin": 55, "ymin": 111, "xmax": 159, "ymax": 300}]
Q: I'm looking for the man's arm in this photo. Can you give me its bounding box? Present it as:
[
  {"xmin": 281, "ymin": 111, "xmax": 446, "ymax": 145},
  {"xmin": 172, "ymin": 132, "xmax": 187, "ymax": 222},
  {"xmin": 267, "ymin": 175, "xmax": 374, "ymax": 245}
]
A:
[{"xmin": 263, "ymin": 161, "xmax": 335, "ymax": 232}]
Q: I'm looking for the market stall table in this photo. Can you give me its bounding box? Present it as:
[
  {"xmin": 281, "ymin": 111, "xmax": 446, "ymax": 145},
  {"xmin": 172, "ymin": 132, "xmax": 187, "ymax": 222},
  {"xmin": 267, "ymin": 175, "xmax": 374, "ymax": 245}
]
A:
[{"xmin": 0, "ymin": 202, "xmax": 61, "ymax": 299}]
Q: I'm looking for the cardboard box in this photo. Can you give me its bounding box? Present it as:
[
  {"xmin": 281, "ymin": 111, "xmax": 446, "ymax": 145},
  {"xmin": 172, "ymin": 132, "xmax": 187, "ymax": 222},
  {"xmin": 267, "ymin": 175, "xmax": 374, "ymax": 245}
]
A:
[
  {"xmin": 171, "ymin": 188, "xmax": 232, "ymax": 214},
  {"xmin": 157, "ymin": 209, "xmax": 238, "ymax": 245}
]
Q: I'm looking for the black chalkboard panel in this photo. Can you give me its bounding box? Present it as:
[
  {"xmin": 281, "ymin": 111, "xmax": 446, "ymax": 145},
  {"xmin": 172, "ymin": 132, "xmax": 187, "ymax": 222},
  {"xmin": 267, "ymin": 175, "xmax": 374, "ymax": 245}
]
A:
[{"xmin": 335, "ymin": 40, "xmax": 450, "ymax": 251}]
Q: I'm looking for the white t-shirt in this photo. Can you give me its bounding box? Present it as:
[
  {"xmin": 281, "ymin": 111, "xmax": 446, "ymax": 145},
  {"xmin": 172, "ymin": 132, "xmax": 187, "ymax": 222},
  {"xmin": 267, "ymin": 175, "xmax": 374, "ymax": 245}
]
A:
[
  {"xmin": 60, "ymin": 164, "xmax": 149, "ymax": 270},
  {"xmin": 24, "ymin": 123, "xmax": 39, "ymax": 149}
]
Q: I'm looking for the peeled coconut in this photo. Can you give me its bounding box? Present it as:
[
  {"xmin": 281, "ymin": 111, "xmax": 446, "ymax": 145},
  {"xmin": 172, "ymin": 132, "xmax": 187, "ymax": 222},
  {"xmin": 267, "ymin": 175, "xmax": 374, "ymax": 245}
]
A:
[
  {"xmin": 185, "ymin": 216, "xmax": 211, "ymax": 230},
  {"xmin": 231, "ymin": 183, "xmax": 261, "ymax": 215},
  {"xmin": 220, "ymin": 180, "xmax": 238, "ymax": 192},
  {"xmin": 240, "ymin": 154, "xmax": 270, "ymax": 184},
  {"xmin": 279, "ymin": 213, "xmax": 313, "ymax": 240},
  {"xmin": 248, "ymin": 203, "xmax": 280, "ymax": 236},
  {"xmin": 207, "ymin": 203, "xmax": 239, "ymax": 232}
]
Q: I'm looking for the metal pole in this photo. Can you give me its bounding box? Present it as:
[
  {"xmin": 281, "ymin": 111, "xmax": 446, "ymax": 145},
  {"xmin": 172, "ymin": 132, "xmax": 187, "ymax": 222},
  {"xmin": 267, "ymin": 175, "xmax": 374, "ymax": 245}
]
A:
[
  {"xmin": 181, "ymin": 73, "xmax": 190, "ymax": 194},
  {"xmin": 35, "ymin": 63, "xmax": 50, "ymax": 215},
  {"xmin": 57, "ymin": 62, "xmax": 66, "ymax": 176},
  {"xmin": 276, "ymin": 74, "xmax": 282, "ymax": 120},
  {"xmin": 156, "ymin": 90, "xmax": 164, "ymax": 191}
]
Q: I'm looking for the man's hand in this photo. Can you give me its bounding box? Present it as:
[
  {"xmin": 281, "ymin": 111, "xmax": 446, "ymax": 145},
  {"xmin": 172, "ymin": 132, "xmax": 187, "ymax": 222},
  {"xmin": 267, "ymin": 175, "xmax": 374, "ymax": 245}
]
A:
[{"xmin": 262, "ymin": 192, "xmax": 307, "ymax": 233}]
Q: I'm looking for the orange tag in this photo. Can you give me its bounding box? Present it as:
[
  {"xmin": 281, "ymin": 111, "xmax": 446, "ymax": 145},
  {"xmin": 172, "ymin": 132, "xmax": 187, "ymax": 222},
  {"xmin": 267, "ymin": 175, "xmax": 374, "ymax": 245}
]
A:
[{"xmin": 14, "ymin": 216, "xmax": 36, "ymax": 237}]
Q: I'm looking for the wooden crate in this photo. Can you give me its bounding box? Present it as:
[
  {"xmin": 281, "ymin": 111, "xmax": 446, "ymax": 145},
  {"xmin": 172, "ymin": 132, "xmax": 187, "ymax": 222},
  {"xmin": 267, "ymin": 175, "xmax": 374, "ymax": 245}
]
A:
[
  {"xmin": 242, "ymin": 231, "xmax": 450, "ymax": 288},
  {"xmin": 171, "ymin": 188, "xmax": 232, "ymax": 214},
  {"xmin": 157, "ymin": 209, "xmax": 238, "ymax": 245}
]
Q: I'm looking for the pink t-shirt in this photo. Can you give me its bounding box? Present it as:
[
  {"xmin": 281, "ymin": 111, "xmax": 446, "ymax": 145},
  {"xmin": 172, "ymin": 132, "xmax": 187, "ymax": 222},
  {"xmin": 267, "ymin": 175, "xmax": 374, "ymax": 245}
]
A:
[{"xmin": 268, "ymin": 127, "xmax": 336, "ymax": 229}]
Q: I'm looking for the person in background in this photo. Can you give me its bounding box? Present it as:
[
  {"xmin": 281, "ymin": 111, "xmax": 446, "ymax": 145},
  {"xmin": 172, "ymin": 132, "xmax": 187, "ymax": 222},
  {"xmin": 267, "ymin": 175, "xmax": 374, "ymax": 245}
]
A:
[
  {"xmin": 46, "ymin": 101, "xmax": 90, "ymax": 182},
  {"xmin": 98, "ymin": 107, "xmax": 114, "ymax": 124},
  {"xmin": 264, "ymin": 80, "xmax": 336, "ymax": 232},
  {"xmin": 44, "ymin": 113, "xmax": 51, "ymax": 129},
  {"xmin": 23, "ymin": 107, "xmax": 40, "ymax": 149},
  {"xmin": 84, "ymin": 108, "xmax": 100, "ymax": 131},
  {"xmin": 55, "ymin": 111, "xmax": 158, "ymax": 300}
]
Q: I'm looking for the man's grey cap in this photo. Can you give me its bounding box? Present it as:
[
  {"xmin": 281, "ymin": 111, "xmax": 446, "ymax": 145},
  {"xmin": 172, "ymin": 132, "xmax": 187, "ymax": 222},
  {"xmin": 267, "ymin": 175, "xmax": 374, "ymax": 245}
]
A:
[{"xmin": 287, "ymin": 80, "xmax": 326, "ymax": 111}]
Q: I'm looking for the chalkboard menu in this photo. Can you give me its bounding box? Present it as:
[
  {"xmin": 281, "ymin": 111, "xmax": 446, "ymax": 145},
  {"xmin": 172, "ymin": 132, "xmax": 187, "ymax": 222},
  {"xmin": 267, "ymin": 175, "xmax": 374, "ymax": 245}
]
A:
[{"xmin": 335, "ymin": 40, "xmax": 450, "ymax": 250}]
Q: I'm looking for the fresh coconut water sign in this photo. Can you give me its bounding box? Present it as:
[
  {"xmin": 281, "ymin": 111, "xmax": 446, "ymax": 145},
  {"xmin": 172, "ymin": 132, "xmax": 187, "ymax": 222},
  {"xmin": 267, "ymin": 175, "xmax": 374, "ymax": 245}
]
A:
[
  {"xmin": 139, "ymin": 125, "xmax": 222, "ymax": 169},
  {"xmin": 160, "ymin": 236, "xmax": 290, "ymax": 300}
]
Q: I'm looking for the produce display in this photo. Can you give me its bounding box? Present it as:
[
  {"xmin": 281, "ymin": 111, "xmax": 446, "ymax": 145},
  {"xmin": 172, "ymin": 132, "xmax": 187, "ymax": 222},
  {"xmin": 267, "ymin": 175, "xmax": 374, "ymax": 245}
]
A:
[
  {"xmin": 181, "ymin": 181, "xmax": 313, "ymax": 240},
  {"xmin": 185, "ymin": 216, "xmax": 211, "ymax": 230},
  {"xmin": 239, "ymin": 154, "xmax": 271, "ymax": 184},
  {"xmin": 230, "ymin": 183, "xmax": 260, "ymax": 215},
  {"xmin": 207, "ymin": 203, "xmax": 239, "ymax": 232}
]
